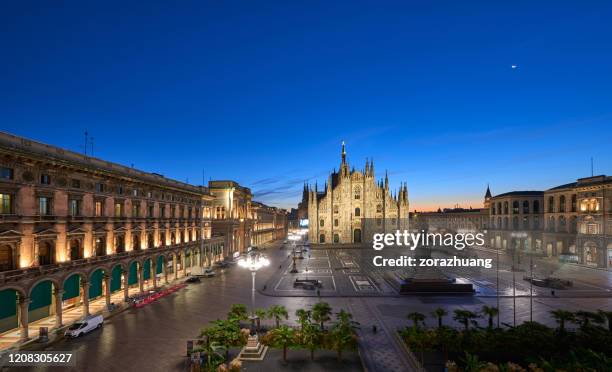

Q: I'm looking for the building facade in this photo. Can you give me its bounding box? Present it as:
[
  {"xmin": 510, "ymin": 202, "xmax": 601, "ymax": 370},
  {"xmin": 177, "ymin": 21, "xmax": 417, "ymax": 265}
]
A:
[
  {"xmin": 573, "ymin": 175, "xmax": 612, "ymax": 268},
  {"xmin": 252, "ymin": 202, "xmax": 288, "ymax": 246},
  {"xmin": 411, "ymin": 207, "xmax": 489, "ymax": 235},
  {"xmin": 307, "ymin": 143, "xmax": 409, "ymax": 244},
  {"xmin": 208, "ymin": 180, "xmax": 288, "ymax": 256},
  {"xmin": 0, "ymin": 132, "xmax": 224, "ymax": 339}
]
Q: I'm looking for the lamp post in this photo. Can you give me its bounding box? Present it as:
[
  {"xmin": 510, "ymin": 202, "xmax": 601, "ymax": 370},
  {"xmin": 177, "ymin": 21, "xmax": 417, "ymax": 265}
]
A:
[
  {"xmin": 237, "ymin": 251, "xmax": 270, "ymax": 335},
  {"xmin": 510, "ymin": 231, "xmax": 527, "ymax": 326}
]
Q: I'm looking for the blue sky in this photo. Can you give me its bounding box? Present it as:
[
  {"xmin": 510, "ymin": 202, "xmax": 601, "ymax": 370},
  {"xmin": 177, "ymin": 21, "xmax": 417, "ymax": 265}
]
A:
[{"xmin": 1, "ymin": 1, "xmax": 611, "ymax": 210}]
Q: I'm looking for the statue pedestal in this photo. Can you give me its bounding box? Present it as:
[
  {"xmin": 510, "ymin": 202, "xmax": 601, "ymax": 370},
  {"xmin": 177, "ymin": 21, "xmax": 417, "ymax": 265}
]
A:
[{"xmin": 238, "ymin": 334, "xmax": 268, "ymax": 361}]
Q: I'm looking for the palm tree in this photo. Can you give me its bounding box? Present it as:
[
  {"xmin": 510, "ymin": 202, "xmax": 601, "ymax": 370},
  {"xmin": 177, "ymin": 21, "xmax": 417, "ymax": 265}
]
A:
[
  {"xmin": 312, "ymin": 302, "xmax": 333, "ymax": 331},
  {"xmin": 205, "ymin": 319, "xmax": 242, "ymax": 364},
  {"xmin": 228, "ymin": 304, "xmax": 248, "ymax": 321},
  {"xmin": 329, "ymin": 322, "xmax": 356, "ymax": 362},
  {"xmin": 301, "ymin": 322, "xmax": 323, "ymax": 361},
  {"xmin": 267, "ymin": 325, "xmax": 296, "ymax": 363},
  {"xmin": 574, "ymin": 310, "xmax": 604, "ymax": 329},
  {"xmin": 431, "ymin": 308, "xmax": 448, "ymax": 328},
  {"xmin": 254, "ymin": 308, "xmax": 267, "ymax": 331},
  {"xmin": 267, "ymin": 305, "xmax": 289, "ymax": 328},
  {"xmin": 481, "ymin": 305, "xmax": 499, "ymax": 329},
  {"xmin": 334, "ymin": 309, "xmax": 360, "ymax": 332},
  {"xmin": 296, "ymin": 309, "xmax": 311, "ymax": 331},
  {"xmin": 407, "ymin": 312, "xmax": 426, "ymax": 330},
  {"xmin": 550, "ymin": 309, "xmax": 575, "ymax": 333},
  {"xmin": 196, "ymin": 340, "xmax": 226, "ymax": 371},
  {"xmin": 453, "ymin": 309, "xmax": 479, "ymax": 331},
  {"xmin": 598, "ymin": 310, "xmax": 612, "ymax": 332}
]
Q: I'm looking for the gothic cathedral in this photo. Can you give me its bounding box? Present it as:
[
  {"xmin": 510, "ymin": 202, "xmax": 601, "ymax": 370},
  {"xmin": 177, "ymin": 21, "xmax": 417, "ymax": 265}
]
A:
[{"xmin": 306, "ymin": 142, "xmax": 409, "ymax": 245}]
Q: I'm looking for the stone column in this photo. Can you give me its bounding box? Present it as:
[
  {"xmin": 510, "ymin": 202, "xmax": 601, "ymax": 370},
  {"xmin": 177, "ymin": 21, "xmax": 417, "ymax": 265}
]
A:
[
  {"xmin": 81, "ymin": 280, "xmax": 90, "ymax": 317},
  {"xmin": 173, "ymin": 256, "xmax": 178, "ymax": 280},
  {"xmin": 103, "ymin": 275, "xmax": 111, "ymax": 308},
  {"xmin": 123, "ymin": 270, "xmax": 130, "ymax": 302},
  {"xmin": 152, "ymin": 260, "xmax": 158, "ymax": 289},
  {"xmin": 18, "ymin": 297, "xmax": 30, "ymax": 342},
  {"xmin": 138, "ymin": 265, "xmax": 144, "ymax": 294},
  {"xmin": 164, "ymin": 261, "xmax": 169, "ymax": 284},
  {"xmin": 54, "ymin": 289, "xmax": 64, "ymax": 328}
]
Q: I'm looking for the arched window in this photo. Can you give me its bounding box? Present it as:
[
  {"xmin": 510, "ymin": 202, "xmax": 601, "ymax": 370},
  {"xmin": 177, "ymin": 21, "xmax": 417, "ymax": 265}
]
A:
[
  {"xmin": 319, "ymin": 234, "xmax": 325, "ymax": 243},
  {"xmin": 319, "ymin": 219, "xmax": 324, "ymax": 227},
  {"xmin": 497, "ymin": 202, "xmax": 502, "ymax": 215},
  {"xmin": 333, "ymin": 205, "xmax": 338, "ymax": 214},
  {"xmin": 38, "ymin": 241, "xmax": 55, "ymax": 265},
  {"xmin": 559, "ymin": 195, "xmax": 566, "ymax": 213},
  {"xmin": 548, "ymin": 196, "xmax": 554, "ymax": 213},
  {"xmin": 148, "ymin": 233, "xmax": 154, "ymax": 248},
  {"xmin": 334, "ymin": 219, "xmax": 338, "ymax": 227},
  {"xmin": 160, "ymin": 232, "xmax": 166, "ymax": 247},
  {"xmin": 512, "ymin": 201, "xmax": 519, "ymax": 214},
  {"xmin": 522, "ymin": 201, "xmax": 529, "ymax": 214},
  {"xmin": 571, "ymin": 194, "xmax": 577, "ymax": 212},
  {"xmin": 558, "ymin": 216, "xmax": 567, "ymax": 232},
  {"xmin": 354, "ymin": 186, "xmax": 361, "ymax": 200},
  {"xmin": 353, "ymin": 229, "xmax": 362, "ymax": 243},
  {"xmin": 354, "ymin": 208, "xmax": 360, "ymax": 217},
  {"xmin": 503, "ymin": 217, "xmax": 508, "ymax": 229},
  {"xmin": 533, "ymin": 200, "xmax": 540, "ymax": 213},
  {"xmin": 570, "ymin": 216, "xmax": 577, "ymax": 233},
  {"xmin": 548, "ymin": 216, "xmax": 555, "ymax": 232},
  {"xmin": 333, "ymin": 234, "xmax": 339, "ymax": 243},
  {"xmin": 522, "ymin": 217, "xmax": 529, "ymax": 230},
  {"xmin": 503, "ymin": 202, "xmax": 508, "ymax": 214},
  {"xmin": 512, "ymin": 216, "xmax": 519, "ymax": 229}
]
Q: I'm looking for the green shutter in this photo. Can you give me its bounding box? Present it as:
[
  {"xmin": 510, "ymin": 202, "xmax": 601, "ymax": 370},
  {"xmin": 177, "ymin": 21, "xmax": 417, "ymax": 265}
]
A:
[
  {"xmin": 111, "ymin": 266, "xmax": 122, "ymax": 292},
  {"xmin": 30, "ymin": 281, "xmax": 52, "ymax": 310},
  {"xmin": 128, "ymin": 262, "xmax": 138, "ymax": 285},
  {"xmin": 143, "ymin": 260, "xmax": 151, "ymax": 280},
  {"xmin": 63, "ymin": 275, "xmax": 80, "ymax": 300},
  {"xmin": 156, "ymin": 256, "xmax": 163, "ymax": 274},
  {"xmin": 89, "ymin": 270, "xmax": 103, "ymax": 299},
  {"xmin": 0, "ymin": 290, "xmax": 17, "ymax": 318}
]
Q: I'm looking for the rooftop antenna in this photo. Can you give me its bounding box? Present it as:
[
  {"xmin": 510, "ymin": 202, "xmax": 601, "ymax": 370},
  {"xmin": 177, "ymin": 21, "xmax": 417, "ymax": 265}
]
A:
[{"xmin": 84, "ymin": 130, "xmax": 88, "ymax": 155}]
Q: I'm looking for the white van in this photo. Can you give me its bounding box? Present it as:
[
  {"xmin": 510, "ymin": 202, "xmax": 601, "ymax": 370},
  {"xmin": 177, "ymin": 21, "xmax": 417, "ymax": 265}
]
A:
[{"xmin": 64, "ymin": 315, "xmax": 103, "ymax": 338}]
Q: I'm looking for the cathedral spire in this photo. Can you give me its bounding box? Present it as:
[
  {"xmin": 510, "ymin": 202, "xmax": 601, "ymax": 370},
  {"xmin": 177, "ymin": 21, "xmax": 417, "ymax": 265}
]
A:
[
  {"xmin": 341, "ymin": 141, "xmax": 346, "ymax": 164},
  {"xmin": 384, "ymin": 170, "xmax": 389, "ymax": 190},
  {"xmin": 485, "ymin": 183, "xmax": 492, "ymax": 199},
  {"xmin": 365, "ymin": 158, "xmax": 369, "ymax": 175}
]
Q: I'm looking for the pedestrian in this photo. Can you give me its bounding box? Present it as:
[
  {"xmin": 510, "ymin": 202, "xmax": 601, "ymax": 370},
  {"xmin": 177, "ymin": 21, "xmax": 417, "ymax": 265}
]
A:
[
  {"xmin": 372, "ymin": 325, "xmax": 377, "ymax": 334},
  {"xmin": 316, "ymin": 289, "xmax": 320, "ymax": 297},
  {"xmin": 279, "ymin": 264, "xmax": 282, "ymax": 269},
  {"xmin": 263, "ymin": 285, "xmax": 267, "ymax": 291},
  {"xmin": 551, "ymin": 289, "xmax": 555, "ymax": 297}
]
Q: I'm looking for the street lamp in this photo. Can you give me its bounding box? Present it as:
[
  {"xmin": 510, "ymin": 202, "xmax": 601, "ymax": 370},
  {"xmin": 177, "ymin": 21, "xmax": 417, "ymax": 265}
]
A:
[
  {"xmin": 237, "ymin": 251, "xmax": 270, "ymax": 335},
  {"xmin": 510, "ymin": 231, "xmax": 527, "ymax": 326}
]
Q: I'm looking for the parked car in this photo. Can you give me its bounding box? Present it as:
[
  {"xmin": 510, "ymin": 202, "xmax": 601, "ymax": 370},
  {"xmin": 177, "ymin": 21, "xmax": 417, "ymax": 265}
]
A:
[
  {"xmin": 186, "ymin": 276, "xmax": 201, "ymax": 283},
  {"xmin": 64, "ymin": 315, "xmax": 103, "ymax": 338},
  {"xmin": 202, "ymin": 268, "xmax": 216, "ymax": 277}
]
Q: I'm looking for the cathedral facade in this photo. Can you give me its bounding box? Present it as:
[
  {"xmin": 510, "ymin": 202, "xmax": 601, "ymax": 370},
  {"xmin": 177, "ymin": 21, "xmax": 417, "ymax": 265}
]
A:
[{"xmin": 306, "ymin": 143, "xmax": 409, "ymax": 244}]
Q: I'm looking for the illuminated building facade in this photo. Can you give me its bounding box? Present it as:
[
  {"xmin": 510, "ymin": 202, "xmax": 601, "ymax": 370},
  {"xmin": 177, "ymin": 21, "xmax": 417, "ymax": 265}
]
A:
[
  {"xmin": 0, "ymin": 132, "xmax": 224, "ymax": 339},
  {"xmin": 307, "ymin": 143, "xmax": 409, "ymax": 244}
]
